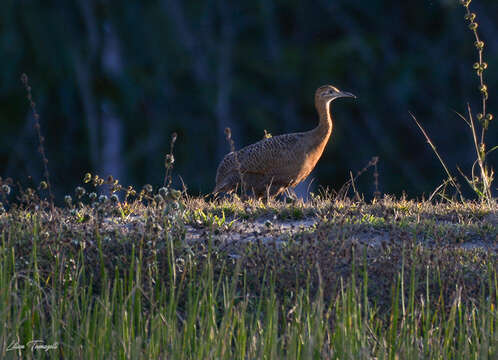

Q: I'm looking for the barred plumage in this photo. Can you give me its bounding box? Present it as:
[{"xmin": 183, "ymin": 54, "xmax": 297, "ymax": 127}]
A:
[{"xmin": 213, "ymin": 85, "xmax": 355, "ymax": 198}]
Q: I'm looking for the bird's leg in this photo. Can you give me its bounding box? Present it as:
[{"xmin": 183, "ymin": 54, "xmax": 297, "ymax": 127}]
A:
[{"xmin": 284, "ymin": 188, "xmax": 298, "ymax": 203}]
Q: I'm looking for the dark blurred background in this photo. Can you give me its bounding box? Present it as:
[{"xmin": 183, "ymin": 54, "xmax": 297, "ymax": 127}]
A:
[{"xmin": 1, "ymin": 0, "xmax": 497, "ymax": 200}]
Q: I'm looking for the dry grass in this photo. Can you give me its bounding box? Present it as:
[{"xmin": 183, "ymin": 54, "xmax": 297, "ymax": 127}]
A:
[
  {"xmin": 3, "ymin": 192, "xmax": 496, "ymax": 310},
  {"xmin": 0, "ymin": 187, "xmax": 496, "ymax": 358}
]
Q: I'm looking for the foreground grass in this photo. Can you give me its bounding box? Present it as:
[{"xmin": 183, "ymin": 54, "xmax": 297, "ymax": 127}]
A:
[{"xmin": 0, "ymin": 194, "xmax": 496, "ymax": 359}]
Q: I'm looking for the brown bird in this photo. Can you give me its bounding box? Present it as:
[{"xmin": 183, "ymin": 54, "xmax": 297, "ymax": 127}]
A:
[{"xmin": 213, "ymin": 85, "xmax": 356, "ymax": 198}]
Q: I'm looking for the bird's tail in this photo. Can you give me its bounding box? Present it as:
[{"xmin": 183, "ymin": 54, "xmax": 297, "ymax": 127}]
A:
[{"xmin": 212, "ymin": 180, "xmax": 234, "ymax": 196}]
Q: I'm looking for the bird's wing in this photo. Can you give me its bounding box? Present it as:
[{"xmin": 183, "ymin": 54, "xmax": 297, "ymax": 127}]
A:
[
  {"xmin": 214, "ymin": 133, "xmax": 304, "ymax": 193},
  {"xmin": 236, "ymin": 133, "xmax": 303, "ymax": 175}
]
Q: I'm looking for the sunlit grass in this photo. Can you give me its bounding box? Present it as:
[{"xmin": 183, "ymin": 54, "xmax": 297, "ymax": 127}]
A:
[{"xmin": 0, "ymin": 195, "xmax": 496, "ymax": 359}]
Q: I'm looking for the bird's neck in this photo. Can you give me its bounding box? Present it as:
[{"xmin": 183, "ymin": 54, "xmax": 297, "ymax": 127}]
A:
[{"xmin": 311, "ymin": 99, "xmax": 333, "ymax": 142}]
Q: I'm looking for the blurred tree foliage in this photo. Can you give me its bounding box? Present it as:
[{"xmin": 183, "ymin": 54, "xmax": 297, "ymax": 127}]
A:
[{"xmin": 1, "ymin": 0, "xmax": 497, "ymax": 200}]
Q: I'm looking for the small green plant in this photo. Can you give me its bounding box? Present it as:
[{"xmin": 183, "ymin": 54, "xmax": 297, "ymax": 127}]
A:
[{"xmin": 187, "ymin": 208, "xmax": 235, "ymax": 231}]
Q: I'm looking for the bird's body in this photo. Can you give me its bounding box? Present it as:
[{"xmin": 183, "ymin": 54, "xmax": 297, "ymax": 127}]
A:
[{"xmin": 213, "ymin": 85, "xmax": 355, "ymax": 198}]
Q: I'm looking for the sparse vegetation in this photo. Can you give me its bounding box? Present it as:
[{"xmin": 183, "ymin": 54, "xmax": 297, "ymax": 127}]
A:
[
  {"xmin": 411, "ymin": 0, "xmax": 496, "ymax": 205},
  {"xmin": 0, "ymin": 187, "xmax": 496, "ymax": 358}
]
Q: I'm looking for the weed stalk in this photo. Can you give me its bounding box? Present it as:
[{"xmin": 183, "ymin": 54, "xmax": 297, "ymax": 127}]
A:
[
  {"xmin": 164, "ymin": 132, "xmax": 177, "ymax": 188},
  {"xmin": 224, "ymin": 127, "xmax": 246, "ymax": 196},
  {"xmin": 410, "ymin": 112, "xmax": 463, "ymax": 201},
  {"xmin": 459, "ymin": 0, "xmax": 495, "ymax": 204},
  {"xmin": 21, "ymin": 73, "xmax": 54, "ymax": 210}
]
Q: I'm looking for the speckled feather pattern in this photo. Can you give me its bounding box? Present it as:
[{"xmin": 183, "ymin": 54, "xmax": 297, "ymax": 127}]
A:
[
  {"xmin": 214, "ymin": 85, "xmax": 351, "ymax": 198},
  {"xmin": 214, "ymin": 133, "xmax": 305, "ymax": 195}
]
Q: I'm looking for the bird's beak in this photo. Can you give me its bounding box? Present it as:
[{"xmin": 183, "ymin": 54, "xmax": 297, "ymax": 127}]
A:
[{"xmin": 338, "ymin": 91, "xmax": 356, "ymax": 99}]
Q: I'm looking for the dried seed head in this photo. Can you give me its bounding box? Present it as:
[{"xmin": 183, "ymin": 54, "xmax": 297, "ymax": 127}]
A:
[
  {"xmin": 144, "ymin": 184, "xmax": 153, "ymax": 193},
  {"xmin": 99, "ymin": 194, "xmax": 108, "ymax": 203},
  {"xmin": 158, "ymin": 187, "xmax": 168, "ymax": 198},
  {"xmin": 1, "ymin": 184, "xmax": 11, "ymax": 195},
  {"xmin": 110, "ymin": 194, "xmax": 119, "ymax": 203},
  {"xmin": 39, "ymin": 181, "xmax": 48, "ymax": 190},
  {"xmin": 75, "ymin": 186, "xmax": 85, "ymax": 198},
  {"xmin": 84, "ymin": 173, "xmax": 92, "ymax": 183},
  {"xmin": 89, "ymin": 192, "xmax": 97, "ymax": 201},
  {"xmin": 165, "ymin": 154, "xmax": 175, "ymax": 168},
  {"xmin": 465, "ymin": 12, "xmax": 476, "ymax": 22},
  {"xmin": 468, "ymin": 22, "xmax": 478, "ymax": 30},
  {"xmin": 127, "ymin": 187, "xmax": 136, "ymax": 197},
  {"xmin": 64, "ymin": 195, "xmax": 72, "ymax": 205},
  {"xmin": 170, "ymin": 189, "xmax": 181, "ymax": 200}
]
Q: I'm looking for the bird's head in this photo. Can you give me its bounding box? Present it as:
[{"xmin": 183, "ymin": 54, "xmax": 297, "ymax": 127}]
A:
[{"xmin": 315, "ymin": 85, "xmax": 356, "ymax": 104}]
